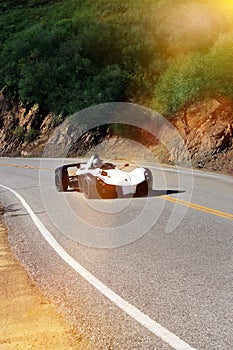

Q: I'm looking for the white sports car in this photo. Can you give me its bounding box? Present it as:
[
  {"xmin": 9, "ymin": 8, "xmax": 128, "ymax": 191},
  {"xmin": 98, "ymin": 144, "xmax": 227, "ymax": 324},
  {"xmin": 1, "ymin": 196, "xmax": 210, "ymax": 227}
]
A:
[{"xmin": 55, "ymin": 154, "xmax": 153, "ymax": 198}]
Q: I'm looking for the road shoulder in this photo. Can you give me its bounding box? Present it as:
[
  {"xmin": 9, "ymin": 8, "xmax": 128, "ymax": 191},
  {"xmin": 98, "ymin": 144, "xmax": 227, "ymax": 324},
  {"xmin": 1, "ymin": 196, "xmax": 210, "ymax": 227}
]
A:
[{"xmin": 0, "ymin": 215, "xmax": 90, "ymax": 350}]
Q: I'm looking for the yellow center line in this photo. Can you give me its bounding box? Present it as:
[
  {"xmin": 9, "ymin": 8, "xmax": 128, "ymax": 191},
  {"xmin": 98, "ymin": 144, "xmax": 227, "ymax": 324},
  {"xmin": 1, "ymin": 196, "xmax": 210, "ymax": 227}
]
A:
[{"xmin": 164, "ymin": 196, "xmax": 233, "ymax": 221}]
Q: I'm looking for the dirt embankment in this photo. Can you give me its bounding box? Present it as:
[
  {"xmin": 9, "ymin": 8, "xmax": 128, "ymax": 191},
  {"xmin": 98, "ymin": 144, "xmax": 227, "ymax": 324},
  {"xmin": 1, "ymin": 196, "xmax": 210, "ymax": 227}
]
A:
[
  {"xmin": 0, "ymin": 93, "xmax": 233, "ymax": 173},
  {"xmin": 0, "ymin": 214, "xmax": 90, "ymax": 350}
]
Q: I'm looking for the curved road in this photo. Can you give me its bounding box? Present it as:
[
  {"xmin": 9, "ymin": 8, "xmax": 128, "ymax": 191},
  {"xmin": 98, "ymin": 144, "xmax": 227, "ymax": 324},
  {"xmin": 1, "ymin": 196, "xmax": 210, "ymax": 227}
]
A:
[{"xmin": 0, "ymin": 157, "xmax": 232, "ymax": 350}]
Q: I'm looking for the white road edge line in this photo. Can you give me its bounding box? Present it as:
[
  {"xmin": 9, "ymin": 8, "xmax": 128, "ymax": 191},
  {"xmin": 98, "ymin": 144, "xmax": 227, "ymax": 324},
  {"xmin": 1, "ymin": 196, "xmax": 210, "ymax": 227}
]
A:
[{"xmin": 0, "ymin": 183, "xmax": 197, "ymax": 350}]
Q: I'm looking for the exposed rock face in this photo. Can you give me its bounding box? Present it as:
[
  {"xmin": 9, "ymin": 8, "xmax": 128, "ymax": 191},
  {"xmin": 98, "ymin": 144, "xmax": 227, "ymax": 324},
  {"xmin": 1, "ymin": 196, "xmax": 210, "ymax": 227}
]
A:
[
  {"xmin": 169, "ymin": 99, "xmax": 233, "ymax": 172},
  {"xmin": 0, "ymin": 93, "xmax": 54, "ymax": 156}
]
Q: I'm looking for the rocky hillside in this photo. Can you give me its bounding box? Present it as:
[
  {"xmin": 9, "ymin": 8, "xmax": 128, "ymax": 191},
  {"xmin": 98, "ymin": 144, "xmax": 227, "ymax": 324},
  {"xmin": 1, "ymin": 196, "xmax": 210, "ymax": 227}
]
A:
[
  {"xmin": 0, "ymin": 93, "xmax": 55, "ymax": 157},
  {"xmin": 0, "ymin": 93, "xmax": 233, "ymax": 174},
  {"xmin": 170, "ymin": 98, "xmax": 233, "ymax": 173}
]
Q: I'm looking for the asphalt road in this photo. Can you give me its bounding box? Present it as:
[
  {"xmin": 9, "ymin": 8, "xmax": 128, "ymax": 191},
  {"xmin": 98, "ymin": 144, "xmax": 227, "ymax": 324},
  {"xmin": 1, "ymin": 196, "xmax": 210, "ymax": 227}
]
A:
[{"xmin": 0, "ymin": 157, "xmax": 232, "ymax": 350}]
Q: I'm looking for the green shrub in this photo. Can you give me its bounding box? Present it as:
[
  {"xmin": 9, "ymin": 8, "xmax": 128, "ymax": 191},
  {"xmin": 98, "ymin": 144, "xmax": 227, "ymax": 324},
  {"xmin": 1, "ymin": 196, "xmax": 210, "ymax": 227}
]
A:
[
  {"xmin": 154, "ymin": 53, "xmax": 211, "ymax": 114},
  {"xmin": 207, "ymin": 32, "xmax": 233, "ymax": 98},
  {"xmin": 155, "ymin": 31, "xmax": 233, "ymax": 114},
  {"xmin": 52, "ymin": 114, "xmax": 64, "ymax": 127},
  {"xmin": 24, "ymin": 128, "xmax": 38, "ymax": 143},
  {"xmin": 13, "ymin": 126, "xmax": 25, "ymax": 141}
]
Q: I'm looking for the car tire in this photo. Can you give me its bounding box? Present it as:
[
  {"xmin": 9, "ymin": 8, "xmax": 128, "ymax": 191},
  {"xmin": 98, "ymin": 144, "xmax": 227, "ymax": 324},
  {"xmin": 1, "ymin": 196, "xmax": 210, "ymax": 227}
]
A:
[
  {"xmin": 83, "ymin": 177, "xmax": 96, "ymax": 198},
  {"xmin": 144, "ymin": 168, "xmax": 153, "ymax": 190},
  {"xmin": 135, "ymin": 181, "xmax": 149, "ymax": 197},
  {"xmin": 55, "ymin": 168, "xmax": 69, "ymax": 192}
]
